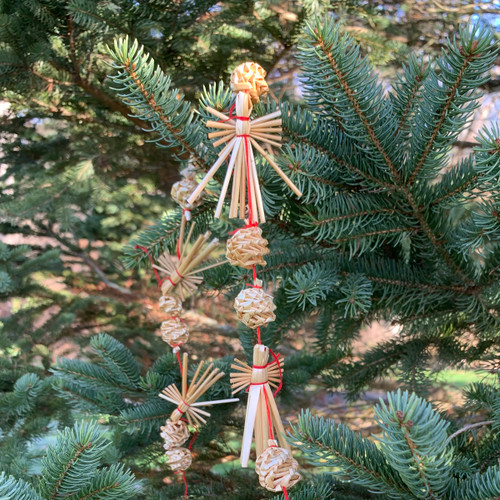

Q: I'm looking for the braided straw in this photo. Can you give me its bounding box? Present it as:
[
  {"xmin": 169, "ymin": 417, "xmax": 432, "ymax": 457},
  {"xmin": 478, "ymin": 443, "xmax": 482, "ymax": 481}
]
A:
[
  {"xmin": 161, "ymin": 318, "xmax": 189, "ymax": 347},
  {"xmin": 255, "ymin": 440, "xmax": 301, "ymax": 492},
  {"xmin": 230, "ymin": 62, "xmax": 269, "ymax": 103},
  {"xmin": 160, "ymin": 419, "xmax": 190, "ymax": 451},
  {"xmin": 234, "ymin": 285, "xmax": 276, "ymax": 329},
  {"xmin": 159, "ymin": 295, "xmax": 183, "ymax": 316},
  {"xmin": 226, "ymin": 226, "xmax": 269, "ymax": 269},
  {"xmin": 166, "ymin": 447, "xmax": 192, "ymax": 472}
]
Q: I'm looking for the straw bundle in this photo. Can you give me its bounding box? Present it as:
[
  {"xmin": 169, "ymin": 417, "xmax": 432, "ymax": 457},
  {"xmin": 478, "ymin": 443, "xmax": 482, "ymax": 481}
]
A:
[{"xmin": 230, "ymin": 344, "xmax": 288, "ymax": 467}]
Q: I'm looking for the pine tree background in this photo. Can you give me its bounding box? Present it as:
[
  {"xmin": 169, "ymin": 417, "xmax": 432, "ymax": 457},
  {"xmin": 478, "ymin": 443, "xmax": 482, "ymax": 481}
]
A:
[{"xmin": 1, "ymin": 1, "xmax": 500, "ymax": 499}]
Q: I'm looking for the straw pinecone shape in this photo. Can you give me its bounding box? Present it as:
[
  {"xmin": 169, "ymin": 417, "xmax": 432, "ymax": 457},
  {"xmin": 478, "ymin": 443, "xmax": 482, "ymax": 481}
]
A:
[
  {"xmin": 166, "ymin": 447, "xmax": 192, "ymax": 472},
  {"xmin": 234, "ymin": 284, "xmax": 276, "ymax": 329},
  {"xmin": 171, "ymin": 178, "xmax": 203, "ymax": 211},
  {"xmin": 230, "ymin": 61, "xmax": 269, "ymax": 103},
  {"xmin": 159, "ymin": 295, "xmax": 183, "ymax": 316},
  {"xmin": 226, "ymin": 226, "xmax": 269, "ymax": 269},
  {"xmin": 255, "ymin": 441, "xmax": 301, "ymax": 492},
  {"xmin": 161, "ymin": 317, "xmax": 189, "ymax": 347},
  {"xmin": 160, "ymin": 419, "xmax": 190, "ymax": 451}
]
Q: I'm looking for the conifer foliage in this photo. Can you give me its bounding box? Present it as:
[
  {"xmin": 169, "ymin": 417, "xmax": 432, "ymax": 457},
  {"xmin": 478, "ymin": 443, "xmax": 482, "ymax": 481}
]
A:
[{"xmin": 114, "ymin": 18, "xmax": 499, "ymax": 395}]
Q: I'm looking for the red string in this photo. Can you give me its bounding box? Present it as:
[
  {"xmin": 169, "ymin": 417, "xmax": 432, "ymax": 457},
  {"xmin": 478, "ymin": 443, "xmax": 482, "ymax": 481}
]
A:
[
  {"xmin": 174, "ymin": 471, "xmax": 188, "ymax": 500},
  {"xmin": 242, "ymin": 135, "xmax": 253, "ymax": 224},
  {"xmin": 269, "ymin": 348, "xmax": 283, "ymax": 396},
  {"xmin": 283, "ymin": 486, "xmax": 290, "ymax": 500},
  {"xmin": 188, "ymin": 431, "xmax": 198, "ymax": 450},
  {"xmin": 134, "ymin": 245, "xmax": 163, "ymax": 286},
  {"xmin": 175, "ymin": 351, "xmax": 183, "ymax": 373},
  {"xmin": 263, "ymin": 388, "xmax": 274, "ymax": 440}
]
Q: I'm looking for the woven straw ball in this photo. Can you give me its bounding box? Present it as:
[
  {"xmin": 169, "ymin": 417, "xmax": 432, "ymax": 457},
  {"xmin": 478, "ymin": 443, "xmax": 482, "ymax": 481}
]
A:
[
  {"xmin": 171, "ymin": 178, "xmax": 203, "ymax": 210},
  {"xmin": 230, "ymin": 62, "xmax": 269, "ymax": 103},
  {"xmin": 234, "ymin": 286, "xmax": 276, "ymax": 329},
  {"xmin": 160, "ymin": 419, "xmax": 190, "ymax": 451},
  {"xmin": 159, "ymin": 295, "xmax": 183, "ymax": 316},
  {"xmin": 226, "ymin": 226, "xmax": 269, "ymax": 269},
  {"xmin": 255, "ymin": 441, "xmax": 301, "ymax": 492},
  {"xmin": 166, "ymin": 447, "xmax": 192, "ymax": 472},
  {"xmin": 160, "ymin": 318, "xmax": 189, "ymax": 347}
]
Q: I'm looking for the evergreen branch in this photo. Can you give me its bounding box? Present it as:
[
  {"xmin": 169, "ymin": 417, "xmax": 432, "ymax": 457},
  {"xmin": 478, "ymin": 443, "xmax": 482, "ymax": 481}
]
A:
[
  {"xmin": 107, "ymin": 37, "xmax": 210, "ymax": 169},
  {"xmin": 0, "ymin": 472, "xmax": 42, "ymax": 500},
  {"xmin": 408, "ymin": 55, "xmax": 473, "ymax": 186},
  {"xmin": 375, "ymin": 390, "xmax": 453, "ymax": 498},
  {"xmin": 290, "ymin": 410, "xmax": 409, "ymax": 497}
]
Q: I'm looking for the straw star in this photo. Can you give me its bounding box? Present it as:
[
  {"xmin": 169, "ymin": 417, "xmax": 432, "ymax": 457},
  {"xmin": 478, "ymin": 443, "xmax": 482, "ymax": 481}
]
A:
[{"xmin": 159, "ymin": 353, "xmax": 239, "ymax": 427}]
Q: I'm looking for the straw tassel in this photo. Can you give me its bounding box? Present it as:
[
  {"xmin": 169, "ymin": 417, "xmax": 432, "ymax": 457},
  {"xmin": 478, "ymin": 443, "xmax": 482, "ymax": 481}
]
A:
[
  {"xmin": 230, "ymin": 344, "xmax": 288, "ymax": 467},
  {"xmin": 186, "ymin": 63, "xmax": 301, "ymax": 224}
]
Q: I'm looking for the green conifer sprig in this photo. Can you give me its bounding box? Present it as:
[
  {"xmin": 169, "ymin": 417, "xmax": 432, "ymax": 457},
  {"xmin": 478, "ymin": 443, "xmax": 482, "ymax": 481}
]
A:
[{"xmin": 291, "ymin": 386, "xmax": 500, "ymax": 499}]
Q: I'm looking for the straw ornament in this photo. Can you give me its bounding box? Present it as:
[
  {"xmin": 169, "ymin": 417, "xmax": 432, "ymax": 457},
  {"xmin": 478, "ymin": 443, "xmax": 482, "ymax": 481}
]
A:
[
  {"xmin": 159, "ymin": 295, "xmax": 183, "ymax": 316},
  {"xmin": 234, "ymin": 281, "xmax": 276, "ymax": 329},
  {"xmin": 161, "ymin": 419, "xmax": 190, "ymax": 451},
  {"xmin": 255, "ymin": 440, "xmax": 301, "ymax": 492},
  {"xmin": 230, "ymin": 344, "xmax": 288, "ymax": 466},
  {"xmin": 230, "ymin": 62, "xmax": 269, "ymax": 103},
  {"xmin": 166, "ymin": 447, "xmax": 192, "ymax": 472},
  {"xmin": 159, "ymin": 353, "xmax": 239, "ymax": 427},
  {"xmin": 161, "ymin": 318, "xmax": 189, "ymax": 349},
  {"xmin": 226, "ymin": 225, "xmax": 269, "ymax": 269},
  {"xmin": 154, "ymin": 222, "xmax": 225, "ymax": 300},
  {"xmin": 171, "ymin": 166, "xmax": 204, "ymax": 220},
  {"xmin": 186, "ymin": 63, "xmax": 301, "ymax": 225}
]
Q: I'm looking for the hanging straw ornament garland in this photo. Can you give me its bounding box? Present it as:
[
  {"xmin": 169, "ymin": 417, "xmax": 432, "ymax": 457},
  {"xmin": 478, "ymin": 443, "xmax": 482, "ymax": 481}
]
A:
[{"xmin": 186, "ymin": 62, "xmax": 302, "ymax": 224}]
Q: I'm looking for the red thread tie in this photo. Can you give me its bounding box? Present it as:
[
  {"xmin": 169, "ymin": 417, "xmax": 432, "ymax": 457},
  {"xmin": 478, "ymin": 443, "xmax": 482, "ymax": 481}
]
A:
[
  {"xmin": 135, "ymin": 245, "xmax": 163, "ymax": 286},
  {"xmin": 283, "ymin": 486, "xmax": 290, "ymax": 500}
]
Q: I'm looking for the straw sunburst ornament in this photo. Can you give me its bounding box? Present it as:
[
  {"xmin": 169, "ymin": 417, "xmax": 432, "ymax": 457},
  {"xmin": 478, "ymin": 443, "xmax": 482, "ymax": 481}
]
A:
[
  {"xmin": 159, "ymin": 353, "xmax": 239, "ymax": 427},
  {"xmin": 153, "ymin": 221, "xmax": 225, "ymax": 300}
]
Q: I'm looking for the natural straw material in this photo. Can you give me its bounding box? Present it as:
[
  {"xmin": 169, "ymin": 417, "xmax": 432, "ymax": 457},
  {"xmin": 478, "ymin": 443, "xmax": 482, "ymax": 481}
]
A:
[
  {"xmin": 234, "ymin": 283, "xmax": 276, "ymax": 329},
  {"xmin": 159, "ymin": 295, "xmax": 183, "ymax": 316},
  {"xmin": 230, "ymin": 62, "xmax": 269, "ymax": 103},
  {"xmin": 161, "ymin": 318, "xmax": 189, "ymax": 347},
  {"xmin": 255, "ymin": 440, "xmax": 301, "ymax": 492},
  {"xmin": 160, "ymin": 419, "xmax": 190, "ymax": 451},
  {"xmin": 186, "ymin": 63, "xmax": 302, "ymax": 224},
  {"xmin": 226, "ymin": 226, "xmax": 269, "ymax": 269},
  {"xmin": 171, "ymin": 178, "xmax": 202, "ymax": 211},
  {"xmin": 159, "ymin": 353, "xmax": 238, "ymax": 427},
  {"xmin": 230, "ymin": 344, "xmax": 288, "ymax": 467},
  {"xmin": 155, "ymin": 224, "xmax": 225, "ymax": 300},
  {"xmin": 171, "ymin": 165, "xmax": 204, "ymax": 214},
  {"xmin": 166, "ymin": 447, "xmax": 192, "ymax": 472}
]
